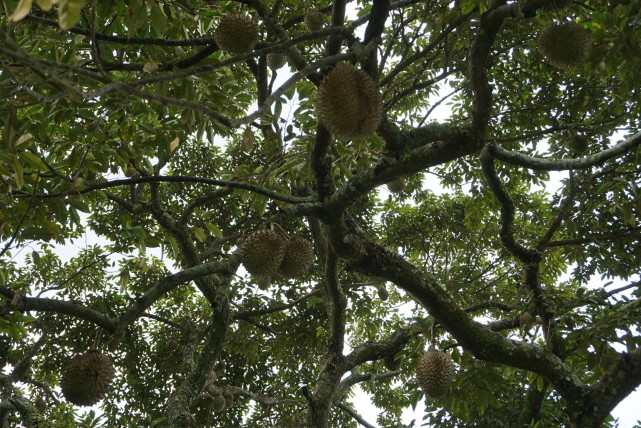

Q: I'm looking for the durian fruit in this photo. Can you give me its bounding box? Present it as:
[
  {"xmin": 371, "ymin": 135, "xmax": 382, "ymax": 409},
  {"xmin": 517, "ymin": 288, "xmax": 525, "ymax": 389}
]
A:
[
  {"xmin": 316, "ymin": 62, "xmax": 383, "ymax": 140},
  {"xmin": 214, "ymin": 13, "xmax": 259, "ymax": 55},
  {"xmin": 278, "ymin": 236, "xmax": 314, "ymax": 278},
  {"xmin": 519, "ymin": 311, "xmax": 533, "ymax": 327},
  {"xmin": 266, "ymin": 53, "xmax": 287, "ymax": 70},
  {"xmin": 61, "ymin": 350, "xmax": 115, "ymax": 406},
  {"xmin": 304, "ymin": 10, "xmax": 325, "ymax": 32},
  {"xmin": 240, "ymin": 230, "xmax": 288, "ymax": 276},
  {"xmin": 377, "ymin": 285, "xmax": 389, "ymax": 301},
  {"xmin": 384, "ymin": 353, "xmax": 403, "ymax": 371},
  {"xmin": 415, "ymin": 347, "xmax": 455, "ymax": 398},
  {"xmin": 212, "ymin": 392, "xmax": 227, "ymax": 412},
  {"xmin": 223, "ymin": 389, "xmax": 235, "ymax": 409},
  {"xmin": 214, "ymin": 359, "xmax": 226, "ymax": 374},
  {"xmin": 386, "ymin": 178, "xmax": 406, "ymax": 194},
  {"xmin": 537, "ymin": 22, "xmax": 591, "ymax": 69},
  {"xmin": 567, "ymin": 134, "xmax": 590, "ymax": 153}
]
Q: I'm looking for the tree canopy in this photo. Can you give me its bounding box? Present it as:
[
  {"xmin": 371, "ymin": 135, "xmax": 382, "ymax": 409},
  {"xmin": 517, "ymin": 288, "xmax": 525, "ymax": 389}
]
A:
[{"xmin": 1, "ymin": 0, "xmax": 641, "ymax": 427}]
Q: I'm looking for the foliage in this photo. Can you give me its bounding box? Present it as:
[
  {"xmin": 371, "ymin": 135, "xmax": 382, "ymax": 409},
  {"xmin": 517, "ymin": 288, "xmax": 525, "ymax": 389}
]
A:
[{"xmin": 1, "ymin": 0, "xmax": 641, "ymax": 427}]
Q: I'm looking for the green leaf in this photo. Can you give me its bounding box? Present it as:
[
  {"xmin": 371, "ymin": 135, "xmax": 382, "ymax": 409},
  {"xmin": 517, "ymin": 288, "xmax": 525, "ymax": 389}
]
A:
[
  {"xmin": 18, "ymin": 151, "xmax": 47, "ymax": 171},
  {"xmin": 150, "ymin": 4, "xmax": 168, "ymax": 33},
  {"xmin": 205, "ymin": 223, "xmax": 223, "ymax": 238},
  {"xmin": 58, "ymin": 0, "xmax": 89, "ymax": 30},
  {"xmin": 8, "ymin": 0, "xmax": 33, "ymax": 22}
]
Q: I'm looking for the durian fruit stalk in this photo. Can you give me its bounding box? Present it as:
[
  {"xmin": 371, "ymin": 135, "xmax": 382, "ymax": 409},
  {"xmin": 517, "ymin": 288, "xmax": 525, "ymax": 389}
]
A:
[
  {"xmin": 304, "ymin": 10, "xmax": 325, "ymax": 32},
  {"xmin": 266, "ymin": 53, "xmax": 287, "ymax": 70},
  {"xmin": 386, "ymin": 178, "xmax": 406, "ymax": 194},
  {"xmin": 537, "ymin": 22, "xmax": 591, "ymax": 69},
  {"xmin": 61, "ymin": 350, "xmax": 115, "ymax": 406},
  {"xmin": 415, "ymin": 347, "xmax": 455, "ymax": 398},
  {"xmin": 214, "ymin": 13, "xmax": 259, "ymax": 55},
  {"xmin": 240, "ymin": 230, "xmax": 288, "ymax": 276},
  {"xmin": 277, "ymin": 236, "xmax": 314, "ymax": 278},
  {"xmin": 316, "ymin": 62, "xmax": 383, "ymax": 140}
]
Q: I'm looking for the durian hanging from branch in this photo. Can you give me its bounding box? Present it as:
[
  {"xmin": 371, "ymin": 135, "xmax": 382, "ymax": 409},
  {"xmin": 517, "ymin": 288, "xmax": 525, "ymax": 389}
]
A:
[
  {"xmin": 61, "ymin": 350, "xmax": 115, "ymax": 406},
  {"xmin": 214, "ymin": 13, "xmax": 259, "ymax": 55},
  {"xmin": 537, "ymin": 21, "xmax": 591, "ymax": 69},
  {"xmin": 316, "ymin": 62, "xmax": 383, "ymax": 140},
  {"xmin": 415, "ymin": 346, "xmax": 456, "ymax": 399},
  {"xmin": 304, "ymin": 10, "xmax": 325, "ymax": 32}
]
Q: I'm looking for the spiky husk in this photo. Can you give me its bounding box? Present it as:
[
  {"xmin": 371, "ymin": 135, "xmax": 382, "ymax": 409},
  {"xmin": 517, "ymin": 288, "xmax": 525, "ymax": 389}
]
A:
[
  {"xmin": 61, "ymin": 350, "xmax": 115, "ymax": 406},
  {"xmin": 223, "ymin": 390, "xmax": 235, "ymax": 409},
  {"xmin": 537, "ymin": 22, "xmax": 591, "ymax": 69},
  {"xmin": 278, "ymin": 236, "xmax": 314, "ymax": 278},
  {"xmin": 316, "ymin": 62, "xmax": 383, "ymax": 139},
  {"xmin": 214, "ymin": 13, "xmax": 259, "ymax": 55},
  {"xmin": 304, "ymin": 10, "xmax": 325, "ymax": 32},
  {"xmin": 377, "ymin": 285, "xmax": 389, "ymax": 301},
  {"xmin": 240, "ymin": 230, "xmax": 287, "ymax": 276},
  {"xmin": 384, "ymin": 354, "xmax": 402, "ymax": 371},
  {"xmin": 267, "ymin": 53, "xmax": 287, "ymax": 70},
  {"xmin": 567, "ymin": 134, "xmax": 590, "ymax": 153},
  {"xmin": 387, "ymin": 178, "xmax": 406, "ymax": 193},
  {"xmin": 415, "ymin": 347, "xmax": 455, "ymax": 398},
  {"xmin": 212, "ymin": 393, "xmax": 227, "ymax": 412}
]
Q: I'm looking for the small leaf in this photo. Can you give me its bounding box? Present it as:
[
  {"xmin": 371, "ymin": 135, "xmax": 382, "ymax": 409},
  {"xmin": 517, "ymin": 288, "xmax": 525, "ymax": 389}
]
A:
[
  {"xmin": 35, "ymin": 0, "xmax": 54, "ymax": 11},
  {"xmin": 58, "ymin": 0, "xmax": 88, "ymax": 30},
  {"xmin": 18, "ymin": 151, "xmax": 47, "ymax": 171},
  {"xmin": 194, "ymin": 227, "xmax": 206, "ymax": 241},
  {"xmin": 143, "ymin": 61, "xmax": 159, "ymax": 72},
  {"xmin": 205, "ymin": 223, "xmax": 223, "ymax": 238},
  {"xmin": 169, "ymin": 137, "xmax": 180, "ymax": 152},
  {"xmin": 9, "ymin": 0, "xmax": 33, "ymax": 22}
]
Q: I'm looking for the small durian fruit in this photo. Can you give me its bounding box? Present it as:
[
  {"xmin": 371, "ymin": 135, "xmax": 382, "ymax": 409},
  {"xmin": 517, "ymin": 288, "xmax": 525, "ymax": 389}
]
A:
[
  {"xmin": 212, "ymin": 392, "xmax": 227, "ymax": 413},
  {"xmin": 519, "ymin": 312, "xmax": 533, "ymax": 327},
  {"xmin": 223, "ymin": 389, "xmax": 235, "ymax": 409},
  {"xmin": 415, "ymin": 347, "xmax": 455, "ymax": 398},
  {"xmin": 384, "ymin": 353, "xmax": 403, "ymax": 371},
  {"xmin": 278, "ymin": 236, "xmax": 314, "ymax": 278},
  {"xmin": 214, "ymin": 13, "xmax": 259, "ymax": 55},
  {"xmin": 240, "ymin": 230, "xmax": 288, "ymax": 276},
  {"xmin": 266, "ymin": 53, "xmax": 287, "ymax": 70},
  {"xmin": 537, "ymin": 22, "xmax": 591, "ymax": 69},
  {"xmin": 304, "ymin": 10, "xmax": 325, "ymax": 32},
  {"xmin": 255, "ymin": 274, "xmax": 272, "ymax": 290},
  {"xmin": 61, "ymin": 350, "xmax": 115, "ymax": 406},
  {"xmin": 125, "ymin": 165, "xmax": 138, "ymax": 177},
  {"xmin": 35, "ymin": 396, "xmax": 46, "ymax": 414},
  {"xmin": 386, "ymin": 178, "xmax": 406, "ymax": 194},
  {"xmin": 567, "ymin": 134, "xmax": 590, "ymax": 153},
  {"xmin": 377, "ymin": 285, "xmax": 389, "ymax": 301},
  {"xmin": 316, "ymin": 62, "xmax": 383, "ymax": 140}
]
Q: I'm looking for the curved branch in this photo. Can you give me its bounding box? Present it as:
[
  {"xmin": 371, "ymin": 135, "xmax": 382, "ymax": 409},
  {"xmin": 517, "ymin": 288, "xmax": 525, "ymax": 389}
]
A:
[
  {"xmin": 336, "ymin": 402, "xmax": 377, "ymax": 428},
  {"xmin": 488, "ymin": 131, "xmax": 641, "ymax": 171}
]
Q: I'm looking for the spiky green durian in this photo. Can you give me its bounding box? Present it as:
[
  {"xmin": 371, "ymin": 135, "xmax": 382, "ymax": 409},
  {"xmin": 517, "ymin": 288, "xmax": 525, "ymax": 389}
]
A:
[
  {"xmin": 240, "ymin": 230, "xmax": 287, "ymax": 276},
  {"xmin": 214, "ymin": 13, "xmax": 259, "ymax": 55},
  {"xmin": 386, "ymin": 178, "xmax": 406, "ymax": 193},
  {"xmin": 278, "ymin": 236, "xmax": 314, "ymax": 278},
  {"xmin": 304, "ymin": 10, "xmax": 325, "ymax": 32},
  {"xmin": 61, "ymin": 350, "xmax": 115, "ymax": 406},
  {"xmin": 415, "ymin": 347, "xmax": 455, "ymax": 398},
  {"xmin": 316, "ymin": 62, "xmax": 383, "ymax": 139},
  {"xmin": 267, "ymin": 53, "xmax": 287, "ymax": 70},
  {"xmin": 567, "ymin": 134, "xmax": 590, "ymax": 153},
  {"xmin": 537, "ymin": 22, "xmax": 591, "ymax": 69}
]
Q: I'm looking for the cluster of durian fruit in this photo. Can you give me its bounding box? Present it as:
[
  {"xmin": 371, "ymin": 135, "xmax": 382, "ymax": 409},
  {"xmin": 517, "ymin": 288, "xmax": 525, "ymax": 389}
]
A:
[
  {"xmin": 192, "ymin": 359, "xmax": 236, "ymax": 422},
  {"xmin": 239, "ymin": 226, "xmax": 314, "ymax": 287}
]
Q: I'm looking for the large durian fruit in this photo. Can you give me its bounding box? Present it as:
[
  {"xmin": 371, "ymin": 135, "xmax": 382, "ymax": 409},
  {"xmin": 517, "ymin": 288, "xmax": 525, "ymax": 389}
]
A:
[
  {"xmin": 214, "ymin": 13, "xmax": 259, "ymax": 55},
  {"xmin": 240, "ymin": 230, "xmax": 288, "ymax": 276},
  {"xmin": 537, "ymin": 22, "xmax": 591, "ymax": 69},
  {"xmin": 61, "ymin": 350, "xmax": 115, "ymax": 406},
  {"xmin": 415, "ymin": 347, "xmax": 455, "ymax": 398},
  {"xmin": 316, "ymin": 62, "xmax": 383, "ymax": 140},
  {"xmin": 386, "ymin": 178, "xmax": 406, "ymax": 194},
  {"xmin": 278, "ymin": 236, "xmax": 314, "ymax": 278},
  {"xmin": 304, "ymin": 10, "xmax": 325, "ymax": 32}
]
